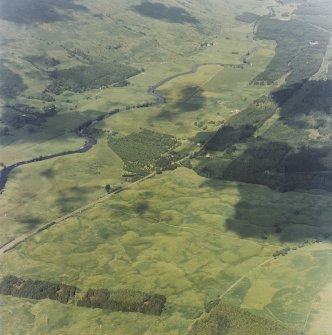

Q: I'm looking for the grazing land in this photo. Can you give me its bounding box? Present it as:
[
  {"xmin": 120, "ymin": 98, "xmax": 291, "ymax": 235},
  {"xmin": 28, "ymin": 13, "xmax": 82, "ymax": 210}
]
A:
[
  {"xmin": 1, "ymin": 168, "xmax": 332, "ymax": 334},
  {"xmin": 1, "ymin": 0, "xmax": 332, "ymax": 334}
]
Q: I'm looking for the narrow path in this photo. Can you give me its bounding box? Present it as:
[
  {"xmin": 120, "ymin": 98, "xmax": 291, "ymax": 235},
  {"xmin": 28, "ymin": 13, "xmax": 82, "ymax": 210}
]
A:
[{"xmin": 219, "ymin": 257, "xmax": 274, "ymax": 300}]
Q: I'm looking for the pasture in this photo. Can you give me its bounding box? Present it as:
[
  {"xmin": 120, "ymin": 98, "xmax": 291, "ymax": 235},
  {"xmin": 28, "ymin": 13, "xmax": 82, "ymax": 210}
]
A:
[
  {"xmin": 1, "ymin": 168, "xmax": 332, "ymax": 334},
  {"xmin": 1, "ymin": 0, "xmax": 332, "ymax": 334}
]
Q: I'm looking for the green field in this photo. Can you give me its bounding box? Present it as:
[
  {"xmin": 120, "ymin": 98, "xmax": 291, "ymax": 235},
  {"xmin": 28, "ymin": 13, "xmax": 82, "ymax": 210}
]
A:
[
  {"xmin": 1, "ymin": 168, "xmax": 332, "ymax": 334},
  {"xmin": 1, "ymin": 0, "xmax": 332, "ymax": 334}
]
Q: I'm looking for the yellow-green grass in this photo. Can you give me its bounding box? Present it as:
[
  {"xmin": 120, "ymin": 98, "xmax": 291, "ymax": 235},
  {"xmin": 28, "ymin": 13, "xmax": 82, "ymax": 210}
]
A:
[
  {"xmin": 307, "ymin": 278, "xmax": 332, "ymax": 335},
  {"xmin": 0, "ymin": 296, "xmax": 158, "ymax": 335},
  {"xmin": 1, "ymin": 168, "xmax": 331, "ymax": 334},
  {"xmin": 0, "ymin": 101, "xmax": 105, "ymax": 166},
  {"xmin": 0, "ymin": 129, "xmax": 84, "ymax": 166},
  {"xmin": 0, "ymin": 135, "xmax": 124, "ymax": 245},
  {"xmin": 0, "ymin": 35, "xmax": 308, "ymax": 251},
  {"xmin": 1, "ymin": 0, "xmax": 327, "ymax": 334},
  {"xmin": 0, "ymin": 38, "xmax": 275, "ymax": 246},
  {"xmin": 0, "ymin": 22, "xmax": 277, "ymax": 249},
  {"xmin": 97, "ymin": 59, "xmax": 274, "ymax": 143},
  {"xmin": 240, "ymin": 243, "xmax": 332, "ymax": 323},
  {"xmin": 0, "ymin": 0, "xmax": 278, "ymax": 167}
]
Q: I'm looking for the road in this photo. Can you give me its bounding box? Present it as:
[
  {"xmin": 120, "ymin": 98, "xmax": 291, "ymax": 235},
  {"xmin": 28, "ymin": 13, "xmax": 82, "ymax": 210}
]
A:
[
  {"xmin": 0, "ymin": 173, "xmax": 155, "ymax": 258},
  {"xmin": 0, "ymin": 25, "xmax": 261, "ymax": 257}
]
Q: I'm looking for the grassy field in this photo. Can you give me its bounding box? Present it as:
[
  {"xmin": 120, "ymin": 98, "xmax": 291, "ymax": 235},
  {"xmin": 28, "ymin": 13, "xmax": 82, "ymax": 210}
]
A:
[
  {"xmin": 0, "ymin": 0, "xmax": 274, "ymax": 251},
  {"xmin": 0, "ymin": 134, "xmax": 124, "ymax": 245},
  {"xmin": 1, "ymin": 168, "xmax": 332, "ymax": 334},
  {"xmin": 96, "ymin": 59, "xmax": 273, "ymax": 142},
  {"xmin": 0, "ymin": 0, "xmax": 273, "ymax": 163},
  {"xmin": 307, "ymin": 280, "xmax": 332, "ymax": 335},
  {"xmin": 1, "ymin": 0, "xmax": 332, "ymax": 334}
]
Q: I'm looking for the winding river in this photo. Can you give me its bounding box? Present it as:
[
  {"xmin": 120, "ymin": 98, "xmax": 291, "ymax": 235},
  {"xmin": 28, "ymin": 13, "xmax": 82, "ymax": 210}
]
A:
[
  {"xmin": 0, "ymin": 37, "xmax": 257, "ymax": 193},
  {"xmin": 0, "ymin": 86, "xmax": 165, "ymax": 193}
]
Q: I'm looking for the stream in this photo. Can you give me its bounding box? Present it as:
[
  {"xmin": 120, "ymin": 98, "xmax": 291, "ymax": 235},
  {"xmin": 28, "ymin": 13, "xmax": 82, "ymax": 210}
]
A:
[{"xmin": 0, "ymin": 32, "xmax": 258, "ymax": 193}]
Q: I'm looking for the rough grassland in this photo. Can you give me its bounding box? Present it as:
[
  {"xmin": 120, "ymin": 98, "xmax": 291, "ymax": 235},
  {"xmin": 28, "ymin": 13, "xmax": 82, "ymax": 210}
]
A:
[
  {"xmin": 0, "ymin": 135, "xmax": 123, "ymax": 245},
  {"xmin": 1, "ymin": 168, "xmax": 331, "ymax": 334},
  {"xmin": 1, "ymin": 0, "xmax": 332, "ymax": 334},
  {"xmin": 0, "ymin": 48, "xmax": 274, "ymax": 244},
  {"xmin": 188, "ymin": 302, "xmax": 300, "ymax": 334}
]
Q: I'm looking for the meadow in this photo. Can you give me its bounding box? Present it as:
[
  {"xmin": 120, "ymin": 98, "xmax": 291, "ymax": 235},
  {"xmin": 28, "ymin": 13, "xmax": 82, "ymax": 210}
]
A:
[
  {"xmin": 0, "ymin": 0, "xmax": 273, "ymax": 166},
  {"xmin": 1, "ymin": 0, "xmax": 332, "ymax": 334},
  {"xmin": 0, "ymin": 134, "xmax": 124, "ymax": 245},
  {"xmin": 0, "ymin": 7, "xmax": 275, "ymax": 246},
  {"xmin": 1, "ymin": 168, "xmax": 331, "ymax": 334}
]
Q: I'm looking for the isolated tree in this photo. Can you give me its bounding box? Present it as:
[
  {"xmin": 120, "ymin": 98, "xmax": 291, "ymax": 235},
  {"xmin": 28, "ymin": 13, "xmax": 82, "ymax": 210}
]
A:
[{"xmin": 105, "ymin": 184, "xmax": 111, "ymax": 193}]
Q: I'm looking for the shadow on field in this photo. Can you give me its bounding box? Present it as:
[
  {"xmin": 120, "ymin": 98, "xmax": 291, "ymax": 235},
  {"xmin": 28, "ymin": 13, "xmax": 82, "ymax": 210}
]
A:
[
  {"xmin": 54, "ymin": 186, "xmax": 101, "ymax": 213},
  {"xmin": 131, "ymin": 2, "xmax": 198, "ymax": 24},
  {"xmin": 0, "ymin": 0, "xmax": 88, "ymax": 25},
  {"xmin": 175, "ymin": 86, "xmax": 206, "ymax": 111},
  {"xmin": 40, "ymin": 168, "xmax": 55, "ymax": 178},
  {"xmin": 274, "ymin": 79, "xmax": 332, "ymax": 128},
  {"xmin": 0, "ymin": 106, "xmax": 103, "ymax": 144},
  {"xmin": 0, "ymin": 65, "xmax": 26, "ymax": 100},
  {"xmin": 0, "ymin": 62, "xmax": 67, "ymax": 138},
  {"xmin": 155, "ymin": 85, "xmax": 206, "ymax": 121},
  {"xmin": 17, "ymin": 216, "xmax": 43, "ymax": 228},
  {"xmin": 195, "ymin": 78, "xmax": 332, "ymax": 242},
  {"xmin": 133, "ymin": 200, "xmax": 150, "ymax": 215}
]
